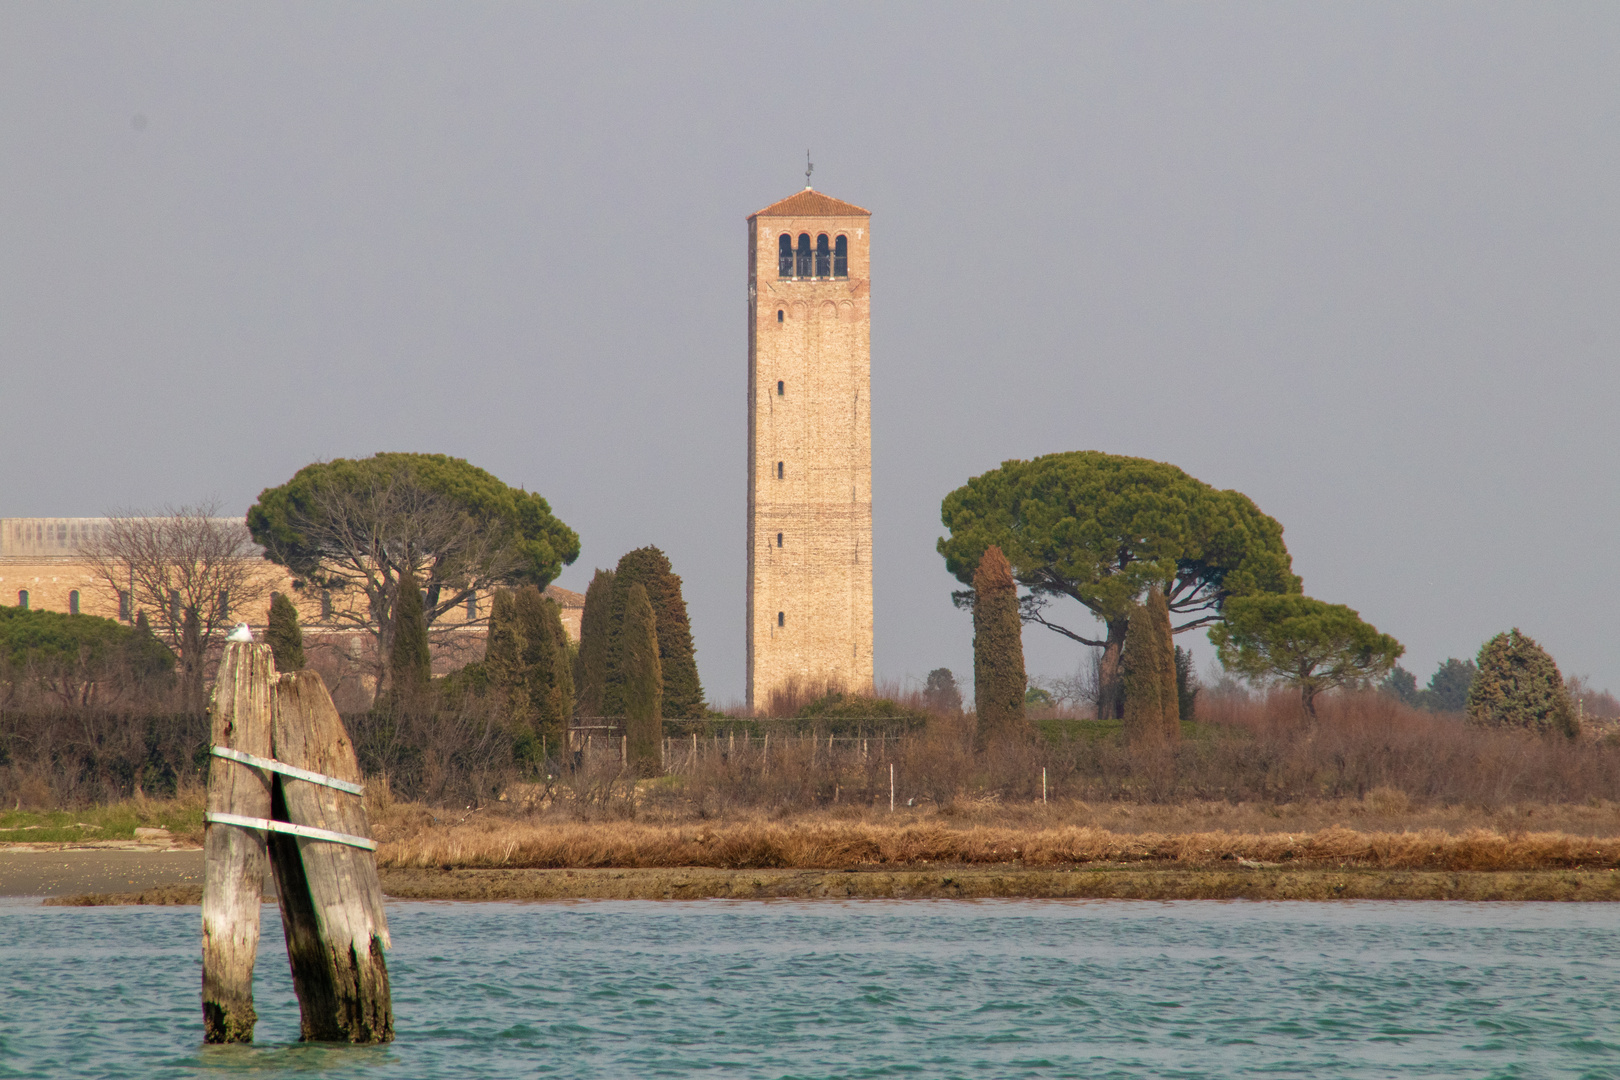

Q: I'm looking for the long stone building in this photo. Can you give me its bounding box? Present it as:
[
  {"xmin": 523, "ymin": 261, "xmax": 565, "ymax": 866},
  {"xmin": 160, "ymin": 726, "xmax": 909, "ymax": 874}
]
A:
[
  {"xmin": 746, "ymin": 187, "xmax": 874, "ymax": 709},
  {"xmin": 0, "ymin": 517, "xmax": 584, "ymax": 639}
]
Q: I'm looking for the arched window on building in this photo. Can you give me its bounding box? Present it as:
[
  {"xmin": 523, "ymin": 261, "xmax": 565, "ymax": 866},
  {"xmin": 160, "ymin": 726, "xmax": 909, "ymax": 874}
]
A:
[
  {"xmin": 834, "ymin": 235, "xmax": 848, "ymax": 278},
  {"xmin": 215, "ymin": 591, "xmax": 230, "ymax": 623},
  {"xmin": 777, "ymin": 309, "xmax": 784, "ymax": 323},
  {"xmin": 169, "ymin": 590, "xmax": 180, "ymax": 625},
  {"xmin": 777, "ymin": 461, "xmax": 784, "ymax": 479},
  {"xmin": 118, "ymin": 590, "xmax": 131, "ymax": 621},
  {"xmin": 466, "ymin": 595, "xmax": 477, "ymax": 621},
  {"xmin": 815, "ymin": 234, "xmax": 831, "ymax": 278},
  {"xmin": 777, "ymin": 611, "xmax": 785, "ymax": 627},
  {"xmin": 17, "ymin": 590, "xmax": 28, "ymax": 610},
  {"xmin": 777, "ymin": 380, "xmax": 784, "ymax": 395},
  {"xmin": 320, "ymin": 590, "xmax": 333, "ymax": 620},
  {"xmin": 778, "ymin": 234, "xmax": 793, "ymax": 277},
  {"xmin": 776, "ymin": 532, "xmax": 783, "ymax": 547},
  {"xmin": 69, "ymin": 590, "xmax": 80, "ymax": 615},
  {"xmin": 796, "ymin": 233, "xmax": 812, "ymax": 277}
]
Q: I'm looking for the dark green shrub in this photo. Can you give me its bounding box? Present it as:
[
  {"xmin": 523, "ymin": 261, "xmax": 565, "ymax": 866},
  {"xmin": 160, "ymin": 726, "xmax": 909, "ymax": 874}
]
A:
[{"xmin": 1467, "ymin": 629, "xmax": 1576, "ymax": 737}]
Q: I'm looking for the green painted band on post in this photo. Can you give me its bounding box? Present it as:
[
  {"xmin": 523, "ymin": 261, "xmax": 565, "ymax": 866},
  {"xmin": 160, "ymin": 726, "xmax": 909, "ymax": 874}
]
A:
[
  {"xmin": 204, "ymin": 811, "xmax": 378, "ymax": 851},
  {"xmin": 210, "ymin": 745, "xmax": 364, "ymax": 796}
]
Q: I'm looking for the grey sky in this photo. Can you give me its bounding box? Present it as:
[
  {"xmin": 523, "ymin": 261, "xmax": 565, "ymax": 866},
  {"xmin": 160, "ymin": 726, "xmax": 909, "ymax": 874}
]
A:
[{"xmin": 3, "ymin": 4, "xmax": 1617, "ymax": 704}]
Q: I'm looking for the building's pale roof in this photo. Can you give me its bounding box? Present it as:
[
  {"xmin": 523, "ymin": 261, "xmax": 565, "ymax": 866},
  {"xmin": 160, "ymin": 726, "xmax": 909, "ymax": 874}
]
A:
[
  {"xmin": 545, "ymin": 584, "xmax": 586, "ymax": 609},
  {"xmin": 750, "ymin": 189, "xmax": 870, "ymax": 219}
]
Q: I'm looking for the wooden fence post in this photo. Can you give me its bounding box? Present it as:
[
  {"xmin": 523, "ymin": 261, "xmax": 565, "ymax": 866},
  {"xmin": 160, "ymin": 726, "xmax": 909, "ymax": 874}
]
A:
[
  {"xmin": 202, "ymin": 642, "xmax": 275, "ymax": 1043},
  {"xmin": 268, "ymin": 670, "xmax": 393, "ymax": 1043}
]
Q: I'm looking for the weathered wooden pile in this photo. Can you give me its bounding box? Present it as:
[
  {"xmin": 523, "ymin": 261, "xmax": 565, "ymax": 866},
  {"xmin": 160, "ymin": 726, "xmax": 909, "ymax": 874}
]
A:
[{"xmin": 201, "ymin": 639, "xmax": 392, "ymax": 1044}]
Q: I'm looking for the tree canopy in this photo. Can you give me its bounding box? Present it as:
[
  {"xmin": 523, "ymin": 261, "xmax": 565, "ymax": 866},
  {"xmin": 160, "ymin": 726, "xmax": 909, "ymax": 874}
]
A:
[
  {"xmin": 0, "ymin": 605, "xmax": 173, "ymax": 708},
  {"xmin": 1467, "ymin": 629, "xmax": 1576, "ymax": 737},
  {"xmin": 1210, "ymin": 594, "xmax": 1402, "ymax": 717},
  {"xmin": 247, "ymin": 452, "xmax": 579, "ymax": 676},
  {"xmin": 939, "ymin": 451, "xmax": 1300, "ymax": 716},
  {"xmin": 940, "ymin": 452, "xmax": 1299, "ymax": 637}
]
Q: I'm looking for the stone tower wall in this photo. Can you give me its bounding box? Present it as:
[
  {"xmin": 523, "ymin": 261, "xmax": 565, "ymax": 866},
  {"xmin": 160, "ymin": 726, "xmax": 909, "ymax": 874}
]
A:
[{"xmin": 746, "ymin": 195, "xmax": 874, "ymax": 711}]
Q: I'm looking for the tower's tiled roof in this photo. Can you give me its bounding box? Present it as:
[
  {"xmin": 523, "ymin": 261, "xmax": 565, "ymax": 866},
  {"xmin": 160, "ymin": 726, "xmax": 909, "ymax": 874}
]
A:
[{"xmin": 751, "ymin": 189, "xmax": 870, "ymax": 218}]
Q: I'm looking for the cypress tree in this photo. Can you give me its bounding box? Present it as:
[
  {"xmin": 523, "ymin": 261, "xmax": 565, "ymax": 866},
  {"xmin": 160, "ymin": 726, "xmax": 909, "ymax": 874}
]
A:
[
  {"xmin": 389, "ymin": 566, "xmax": 432, "ymax": 709},
  {"xmin": 618, "ymin": 583, "xmax": 663, "ymax": 774},
  {"xmin": 513, "ymin": 586, "xmax": 574, "ymax": 746},
  {"xmin": 574, "ymin": 568, "xmax": 614, "ymax": 717},
  {"xmin": 1145, "ymin": 587, "xmax": 1180, "ymax": 743},
  {"xmin": 972, "ymin": 545, "xmax": 1028, "ymax": 747},
  {"xmin": 266, "ymin": 591, "xmax": 306, "ymax": 672},
  {"xmin": 1121, "ymin": 596, "xmax": 1165, "ymax": 743},
  {"xmin": 1174, "ymin": 645, "xmax": 1199, "ymax": 727},
  {"xmin": 603, "ymin": 547, "xmax": 705, "ymax": 718},
  {"xmin": 1467, "ymin": 628, "xmax": 1577, "ymax": 738},
  {"xmin": 484, "ymin": 588, "xmax": 533, "ymax": 728},
  {"xmin": 180, "ymin": 607, "xmax": 204, "ymax": 714}
]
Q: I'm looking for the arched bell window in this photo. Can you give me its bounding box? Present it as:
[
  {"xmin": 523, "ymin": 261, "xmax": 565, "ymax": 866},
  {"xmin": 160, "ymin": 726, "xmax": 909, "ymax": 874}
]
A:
[
  {"xmin": 815, "ymin": 234, "xmax": 831, "ymax": 278},
  {"xmin": 834, "ymin": 235, "xmax": 848, "ymax": 278},
  {"xmin": 796, "ymin": 234, "xmax": 812, "ymax": 277},
  {"xmin": 69, "ymin": 590, "xmax": 80, "ymax": 615},
  {"xmin": 18, "ymin": 589, "xmax": 29, "ymax": 610},
  {"xmin": 778, "ymin": 234, "xmax": 793, "ymax": 277}
]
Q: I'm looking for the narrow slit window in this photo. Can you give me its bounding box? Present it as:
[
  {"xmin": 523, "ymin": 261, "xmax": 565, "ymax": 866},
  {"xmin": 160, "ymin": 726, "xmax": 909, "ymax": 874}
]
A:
[
  {"xmin": 796, "ymin": 233, "xmax": 812, "ymax": 277},
  {"xmin": 69, "ymin": 590, "xmax": 80, "ymax": 616},
  {"xmin": 834, "ymin": 235, "xmax": 848, "ymax": 277},
  {"xmin": 777, "ymin": 611, "xmax": 785, "ymax": 627},
  {"xmin": 777, "ymin": 461, "xmax": 784, "ymax": 479},
  {"xmin": 777, "ymin": 380, "xmax": 784, "ymax": 395},
  {"xmin": 776, "ymin": 309, "xmax": 783, "ymax": 323},
  {"xmin": 777, "ymin": 234, "xmax": 793, "ymax": 277},
  {"xmin": 18, "ymin": 589, "xmax": 28, "ymax": 610},
  {"xmin": 815, "ymin": 234, "xmax": 831, "ymax": 277},
  {"xmin": 776, "ymin": 532, "xmax": 783, "ymax": 547},
  {"xmin": 320, "ymin": 590, "xmax": 333, "ymax": 620}
]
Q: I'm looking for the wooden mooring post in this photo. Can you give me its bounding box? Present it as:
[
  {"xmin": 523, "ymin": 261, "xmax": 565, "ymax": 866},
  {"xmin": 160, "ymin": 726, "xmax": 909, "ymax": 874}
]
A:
[
  {"xmin": 201, "ymin": 637, "xmax": 393, "ymax": 1044},
  {"xmin": 269, "ymin": 671, "xmax": 393, "ymax": 1043},
  {"xmin": 201, "ymin": 641, "xmax": 274, "ymax": 1043}
]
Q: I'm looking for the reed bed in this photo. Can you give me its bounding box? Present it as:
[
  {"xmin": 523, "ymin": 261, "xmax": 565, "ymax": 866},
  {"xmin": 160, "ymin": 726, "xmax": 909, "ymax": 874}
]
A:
[{"xmin": 377, "ymin": 816, "xmax": 1620, "ymax": 874}]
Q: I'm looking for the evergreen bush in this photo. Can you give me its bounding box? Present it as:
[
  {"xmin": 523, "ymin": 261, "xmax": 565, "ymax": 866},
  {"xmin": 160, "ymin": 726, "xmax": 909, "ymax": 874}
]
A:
[{"xmin": 1467, "ymin": 629, "xmax": 1577, "ymax": 737}]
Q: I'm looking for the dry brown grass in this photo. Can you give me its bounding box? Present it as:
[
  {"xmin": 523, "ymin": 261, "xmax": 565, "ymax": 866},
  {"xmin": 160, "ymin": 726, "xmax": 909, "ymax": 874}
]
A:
[{"xmin": 374, "ymin": 800, "xmax": 1620, "ymax": 874}]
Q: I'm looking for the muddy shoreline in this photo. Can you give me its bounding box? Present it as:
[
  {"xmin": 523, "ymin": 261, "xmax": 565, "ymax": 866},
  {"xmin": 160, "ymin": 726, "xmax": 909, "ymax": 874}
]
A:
[{"xmin": 30, "ymin": 864, "xmax": 1620, "ymax": 905}]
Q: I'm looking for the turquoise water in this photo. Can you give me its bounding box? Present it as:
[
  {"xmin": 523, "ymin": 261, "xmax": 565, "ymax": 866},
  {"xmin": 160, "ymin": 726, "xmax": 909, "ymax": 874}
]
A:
[{"xmin": 2, "ymin": 900, "xmax": 1618, "ymax": 1078}]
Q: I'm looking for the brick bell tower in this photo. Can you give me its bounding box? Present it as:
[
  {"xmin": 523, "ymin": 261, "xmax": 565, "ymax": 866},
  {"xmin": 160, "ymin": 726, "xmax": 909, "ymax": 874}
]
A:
[{"xmin": 746, "ymin": 185, "xmax": 873, "ymax": 712}]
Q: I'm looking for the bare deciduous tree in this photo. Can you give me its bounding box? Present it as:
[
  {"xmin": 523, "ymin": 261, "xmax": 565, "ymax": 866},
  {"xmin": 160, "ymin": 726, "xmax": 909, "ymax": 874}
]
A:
[{"xmin": 79, "ymin": 502, "xmax": 269, "ymax": 710}]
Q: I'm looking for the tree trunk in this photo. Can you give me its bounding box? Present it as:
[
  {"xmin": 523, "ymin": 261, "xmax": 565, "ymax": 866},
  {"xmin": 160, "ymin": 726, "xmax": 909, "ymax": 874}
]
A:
[
  {"xmin": 269, "ymin": 670, "xmax": 394, "ymax": 1043},
  {"xmin": 1095, "ymin": 618, "xmax": 1130, "ymax": 720},
  {"xmin": 201, "ymin": 642, "xmax": 274, "ymax": 1043}
]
